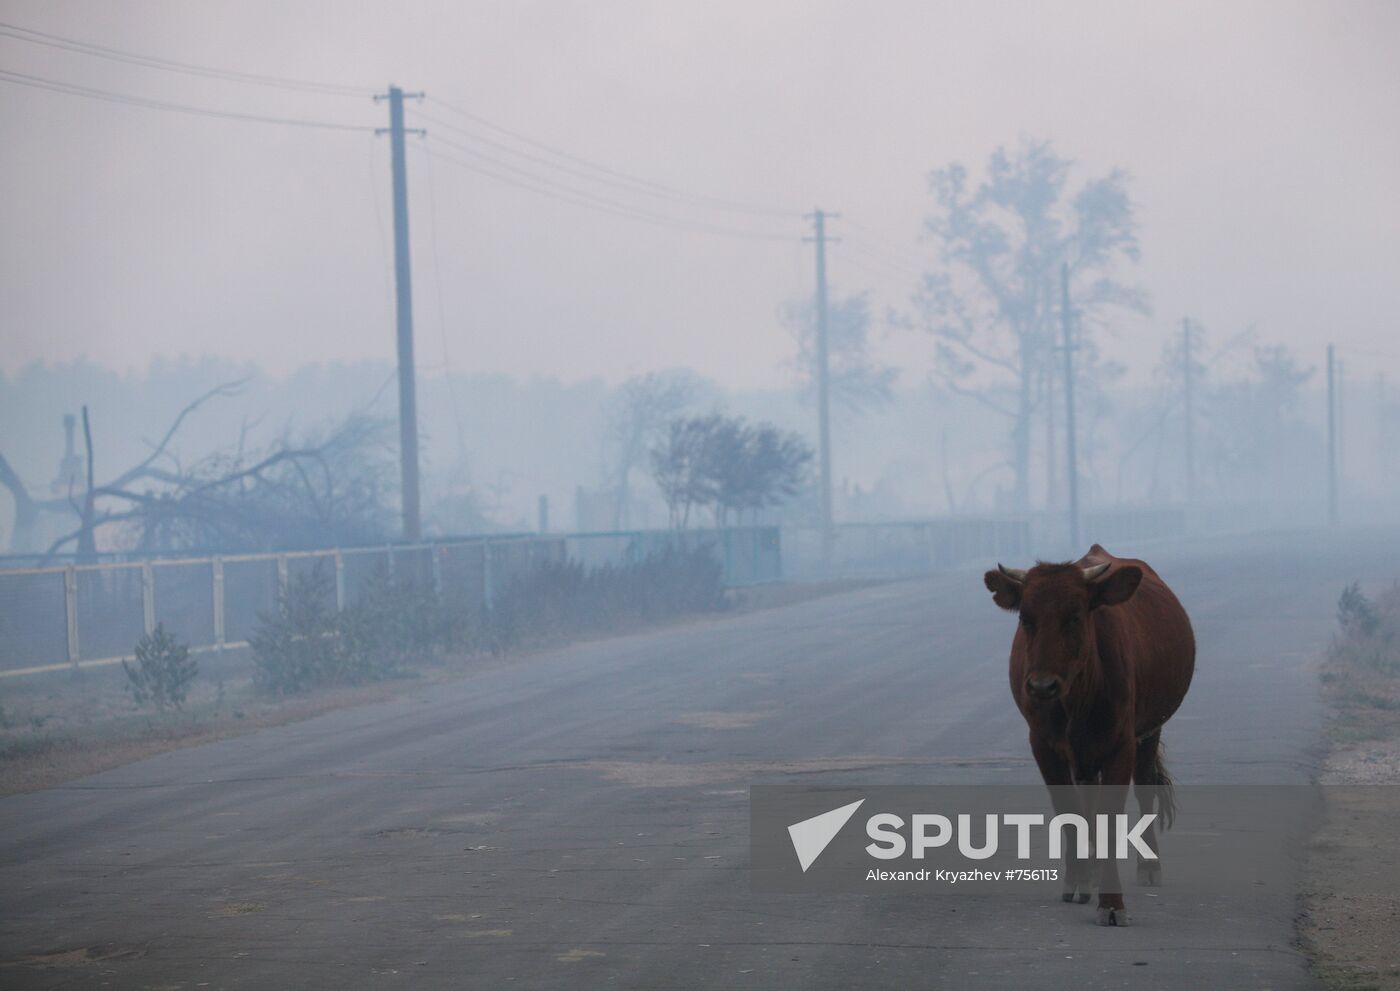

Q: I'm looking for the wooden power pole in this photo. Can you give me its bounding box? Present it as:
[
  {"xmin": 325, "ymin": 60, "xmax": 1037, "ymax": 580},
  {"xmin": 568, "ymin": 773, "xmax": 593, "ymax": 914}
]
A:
[
  {"xmin": 376, "ymin": 85, "xmax": 425, "ymax": 542},
  {"xmin": 806, "ymin": 208, "xmax": 838, "ymax": 560}
]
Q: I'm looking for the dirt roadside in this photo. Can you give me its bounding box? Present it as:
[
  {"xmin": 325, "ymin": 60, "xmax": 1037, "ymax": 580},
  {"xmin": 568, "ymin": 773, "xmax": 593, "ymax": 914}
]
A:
[
  {"xmin": 0, "ymin": 579, "xmax": 876, "ymax": 797},
  {"xmin": 1297, "ymin": 582, "xmax": 1400, "ymax": 991}
]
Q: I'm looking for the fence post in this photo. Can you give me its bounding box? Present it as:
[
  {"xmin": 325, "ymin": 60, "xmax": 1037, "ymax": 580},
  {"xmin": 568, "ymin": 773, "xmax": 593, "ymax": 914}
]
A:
[
  {"xmin": 141, "ymin": 561, "xmax": 156, "ymax": 635},
  {"xmin": 64, "ymin": 564, "xmax": 80, "ymax": 673},
  {"xmin": 431, "ymin": 545, "xmax": 443, "ymax": 597},
  {"xmin": 212, "ymin": 556, "xmax": 225, "ymax": 649},
  {"xmin": 276, "ymin": 555, "xmax": 288, "ymax": 599},
  {"xmin": 333, "ymin": 550, "xmax": 345, "ymax": 611}
]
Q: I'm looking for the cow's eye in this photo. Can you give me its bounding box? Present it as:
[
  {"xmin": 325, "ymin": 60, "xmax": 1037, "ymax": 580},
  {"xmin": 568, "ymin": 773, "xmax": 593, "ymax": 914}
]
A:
[{"xmin": 1020, "ymin": 614, "xmax": 1036, "ymax": 635}]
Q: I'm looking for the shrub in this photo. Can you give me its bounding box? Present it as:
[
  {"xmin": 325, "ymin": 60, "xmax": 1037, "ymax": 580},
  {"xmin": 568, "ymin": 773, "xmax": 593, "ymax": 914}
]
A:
[
  {"xmin": 348, "ymin": 567, "xmax": 456, "ymax": 663},
  {"xmin": 249, "ymin": 544, "xmax": 729, "ymax": 690},
  {"xmin": 123, "ymin": 623, "xmax": 197, "ymax": 712},
  {"xmin": 250, "ymin": 562, "xmax": 438, "ymax": 694},
  {"xmin": 250, "ymin": 563, "xmax": 355, "ymax": 694},
  {"xmin": 489, "ymin": 543, "xmax": 726, "ymax": 647},
  {"xmin": 1329, "ymin": 581, "xmax": 1400, "ymax": 676},
  {"xmin": 1337, "ymin": 582, "xmax": 1380, "ymax": 640}
]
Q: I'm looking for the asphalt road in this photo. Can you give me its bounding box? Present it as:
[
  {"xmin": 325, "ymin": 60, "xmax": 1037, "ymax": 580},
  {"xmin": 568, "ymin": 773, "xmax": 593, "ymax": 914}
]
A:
[{"xmin": 2, "ymin": 528, "xmax": 1398, "ymax": 990}]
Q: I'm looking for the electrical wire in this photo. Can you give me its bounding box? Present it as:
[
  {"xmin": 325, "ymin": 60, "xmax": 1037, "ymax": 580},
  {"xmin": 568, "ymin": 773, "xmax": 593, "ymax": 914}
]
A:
[
  {"xmin": 420, "ymin": 148, "xmax": 470, "ymax": 466},
  {"xmin": 840, "ymin": 240, "xmax": 925, "ymax": 283},
  {"xmin": 421, "ymin": 140, "xmax": 799, "ymax": 243},
  {"xmin": 0, "ymin": 68, "xmax": 374, "ymax": 130},
  {"xmin": 0, "ymin": 19, "xmax": 372, "ymax": 96},
  {"xmin": 425, "ymin": 95, "xmax": 801, "ymax": 220},
  {"xmin": 842, "ymin": 221, "xmax": 927, "ymax": 273},
  {"xmin": 837, "ymin": 249, "xmax": 914, "ymax": 289},
  {"xmin": 418, "ymin": 109, "xmax": 801, "ymax": 221},
  {"xmin": 365, "ymin": 135, "xmax": 396, "ymax": 313}
]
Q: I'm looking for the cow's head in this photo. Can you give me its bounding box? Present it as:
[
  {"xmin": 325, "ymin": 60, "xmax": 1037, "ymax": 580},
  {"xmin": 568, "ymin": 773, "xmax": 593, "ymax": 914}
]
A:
[{"xmin": 983, "ymin": 561, "xmax": 1143, "ymax": 702}]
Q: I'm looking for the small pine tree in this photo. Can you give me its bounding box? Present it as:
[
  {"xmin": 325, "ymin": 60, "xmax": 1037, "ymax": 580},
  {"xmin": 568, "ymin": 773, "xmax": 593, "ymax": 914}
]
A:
[{"xmin": 123, "ymin": 623, "xmax": 197, "ymax": 712}]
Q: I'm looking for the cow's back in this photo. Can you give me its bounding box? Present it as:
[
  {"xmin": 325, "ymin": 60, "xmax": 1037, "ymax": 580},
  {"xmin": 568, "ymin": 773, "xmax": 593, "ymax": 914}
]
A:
[{"xmin": 1080, "ymin": 544, "xmax": 1196, "ymax": 737}]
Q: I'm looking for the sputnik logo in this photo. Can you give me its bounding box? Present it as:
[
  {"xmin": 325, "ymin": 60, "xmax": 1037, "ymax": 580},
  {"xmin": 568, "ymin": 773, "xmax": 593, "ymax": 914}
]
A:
[{"xmin": 787, "ymin": 799, "xmax": 865, "ymax": 872}]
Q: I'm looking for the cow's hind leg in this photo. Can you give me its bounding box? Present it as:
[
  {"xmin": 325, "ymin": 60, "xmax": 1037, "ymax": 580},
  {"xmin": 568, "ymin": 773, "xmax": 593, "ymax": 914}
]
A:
[{"xmin": 1133, "ymin": 731, "xmax": 1170, "ymax": 887}]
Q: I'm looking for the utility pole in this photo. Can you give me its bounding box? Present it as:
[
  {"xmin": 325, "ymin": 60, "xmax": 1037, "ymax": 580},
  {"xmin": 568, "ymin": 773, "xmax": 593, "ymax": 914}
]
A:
[
  {"xmin": 1183, "ymin": 318, "xmax": 1195, "ymax": 506},
  {"xmin": 1060, "ymin": 263, "xmax": 1080, "ymax": 551},
  {"xmin": 375, "ymin": 85, "xmax": 426, "ymax": 542},
  {"xmin": 1337, "ymin": 358, "xmax": 1346, "ymax": 484},
  {"xmin": 805, "ymin": 208, "xmax": 839, "ymax": 560},
  {"xmin": 1327, "ymin": 343, "xmax": 1338, "ymax": 525}
]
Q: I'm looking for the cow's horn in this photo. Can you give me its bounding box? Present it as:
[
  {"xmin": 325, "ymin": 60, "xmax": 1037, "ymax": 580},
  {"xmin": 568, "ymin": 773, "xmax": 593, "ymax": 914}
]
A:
[
  {"xmin": 1082, "ymin": 562, "xmax": 1111, "ymax": 581},
  {"xmin": 997, "ymin": 564, "xmax": 1027, "ymax": 583}
]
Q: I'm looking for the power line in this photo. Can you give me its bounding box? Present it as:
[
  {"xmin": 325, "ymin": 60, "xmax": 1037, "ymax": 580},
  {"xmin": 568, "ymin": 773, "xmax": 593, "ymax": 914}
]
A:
[
  {"xmin": 0, "ymin": 68, "xmax": 374, "ymax": 131},
  {"xmin": 425, "ymin": 95, "xmax": 801, "ymax": 220},
  {"xmin": 839, "ymin": 238, "xmax": 925, "ymax": 281},
  {"xmin": 419, "ymin": 148, "xmax": 469, "ymax": 468},
  {"xmin": 420, "ymin": 142, "xmax": 799, "ymax": 243},
  {"xmin": 837, "ymin": 251, "xmax": 915, "ymax": 290},
  {"xmin": 1333, "ymin": 344, "xmax": 1400, "ymax": 362},
  {"xmin": 365, "ymin": 135, "xmax": 396, "ymax": 313},
  {"xmin": 418, "ymin": 109, "xmax": 800, "ymax": 221},
  {"xmin": 425, "ymin": 130, "xmax": 792, "ymax": 237},
  {"xmin": 842, "ymin": 218, "xmax": 927, "ymax": 269},
  {"xmin": 0, "ymin": 19, "xmax": 371, "ymax": 96}
]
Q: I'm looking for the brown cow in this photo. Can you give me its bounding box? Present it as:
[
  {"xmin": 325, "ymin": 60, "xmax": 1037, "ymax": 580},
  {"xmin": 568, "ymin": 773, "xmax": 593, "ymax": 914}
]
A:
[{"xmin": 983, "ymin": 543, "xmax": 1195, "ymax": 926}]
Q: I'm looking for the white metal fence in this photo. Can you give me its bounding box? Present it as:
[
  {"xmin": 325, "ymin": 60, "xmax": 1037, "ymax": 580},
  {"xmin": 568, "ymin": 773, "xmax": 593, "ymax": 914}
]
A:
[
  {"xmin": 0, "ymin": 509, "xmax": 1221, "ymax": 679},
  {"xmin": 0, "ymin": 527, "xmax": 781, "ymax": 679}
]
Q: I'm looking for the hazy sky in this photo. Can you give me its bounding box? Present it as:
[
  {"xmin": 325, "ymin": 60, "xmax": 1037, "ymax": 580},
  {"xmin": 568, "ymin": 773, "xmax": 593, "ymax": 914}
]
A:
[{"xmin": 2, "ymin": 0, "xmax": 1398, "ymax": 389}]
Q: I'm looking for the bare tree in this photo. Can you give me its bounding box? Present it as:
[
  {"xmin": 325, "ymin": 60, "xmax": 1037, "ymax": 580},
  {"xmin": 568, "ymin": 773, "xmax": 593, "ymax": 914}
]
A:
[
  {"xmin": 0, "ymin": 453, "xmax": 42, "ymax": 553},
  {"xmin": 1, "ymin": 381, "xmax": 397, "ymax": 559},
  {"xmin": 603, "ymin": 370, "xmax": 702, "ymax": 528},
  {"xmin": 914, "ymin": 138, "xmax": 1147, "ymax": 513},
  {"xmin": 649, "ymin": 414, "xmax": 718, "ymax": 528},
  {"xmin": 1114, "ymin": 322, "xmax": 1256, "ymax": 503},
  {"xmin": 784, "ymin": 291, "xmax": 896, "ymax": 413}
]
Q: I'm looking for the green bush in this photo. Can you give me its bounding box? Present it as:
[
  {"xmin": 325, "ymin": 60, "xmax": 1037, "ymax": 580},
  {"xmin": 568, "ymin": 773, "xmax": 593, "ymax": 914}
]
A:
[
  {"xmin": 347, "ymin": 567, "xmax": 459, "ymax": 664},
  {"xmin": 123, "ymin": 623, "xmax": 197, "ymax": 712},
  {"xmin": 249, "ymin": 563, "xmax": 384, "ymax": 694},
  {"xmin": 489, "ymin": 544, "xmax": 726, "ymax": 647},
  {"xmin": 249, "ymin": 546, "xmax": 728, "ymax": 692},
  {"xmin": 1329, "ymin": 581, "xmax": 1400, "ymax": 676}
]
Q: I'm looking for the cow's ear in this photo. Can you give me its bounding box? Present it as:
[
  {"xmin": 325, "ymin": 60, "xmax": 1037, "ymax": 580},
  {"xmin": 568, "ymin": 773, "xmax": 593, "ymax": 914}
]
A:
[
  {"xmin": 984, "ymin": 569, "xmax": 1022, "ymax": 610},
  {"xmin": 1090, "ymin": 565, "xmax": 1142, "ymax": 609}
]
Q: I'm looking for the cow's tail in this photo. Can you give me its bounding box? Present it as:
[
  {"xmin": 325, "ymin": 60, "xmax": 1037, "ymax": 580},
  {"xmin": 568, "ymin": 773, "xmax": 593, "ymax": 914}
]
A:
[{"xmin": 1144, "ymin": 741, "xmax": 1176, "ymax": 829}]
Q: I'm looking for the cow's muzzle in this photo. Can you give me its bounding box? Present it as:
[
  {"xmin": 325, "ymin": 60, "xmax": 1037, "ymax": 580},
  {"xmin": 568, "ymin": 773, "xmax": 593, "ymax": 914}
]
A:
[{"xmin": 1025, "ymin": 675, "xmax": 1063, "ymax": 701}]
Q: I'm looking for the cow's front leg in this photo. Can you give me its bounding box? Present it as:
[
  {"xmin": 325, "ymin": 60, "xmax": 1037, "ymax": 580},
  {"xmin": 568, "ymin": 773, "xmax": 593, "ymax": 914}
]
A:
[
  {"xmin": 1087, "ymin": 741, "xmax": 1135, "ymax": 927},
  {"xmin": 1029, "ymin": 734, "xmax": 1090, "ymax": 904}
]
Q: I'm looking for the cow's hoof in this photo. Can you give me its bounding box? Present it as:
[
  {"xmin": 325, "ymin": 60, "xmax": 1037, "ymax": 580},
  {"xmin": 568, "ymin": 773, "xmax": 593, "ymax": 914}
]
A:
[
  {"xmin": 1096, "ymin": 905, "xmax": 1129, "ymax": 927},
  {"xmin": 1062, "ymin": 884, "xmax": 1091, "ymax": 904},
  {"xmin": 1137, "ymin": 862, "xmax": 1161, "ymax": 887}
]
